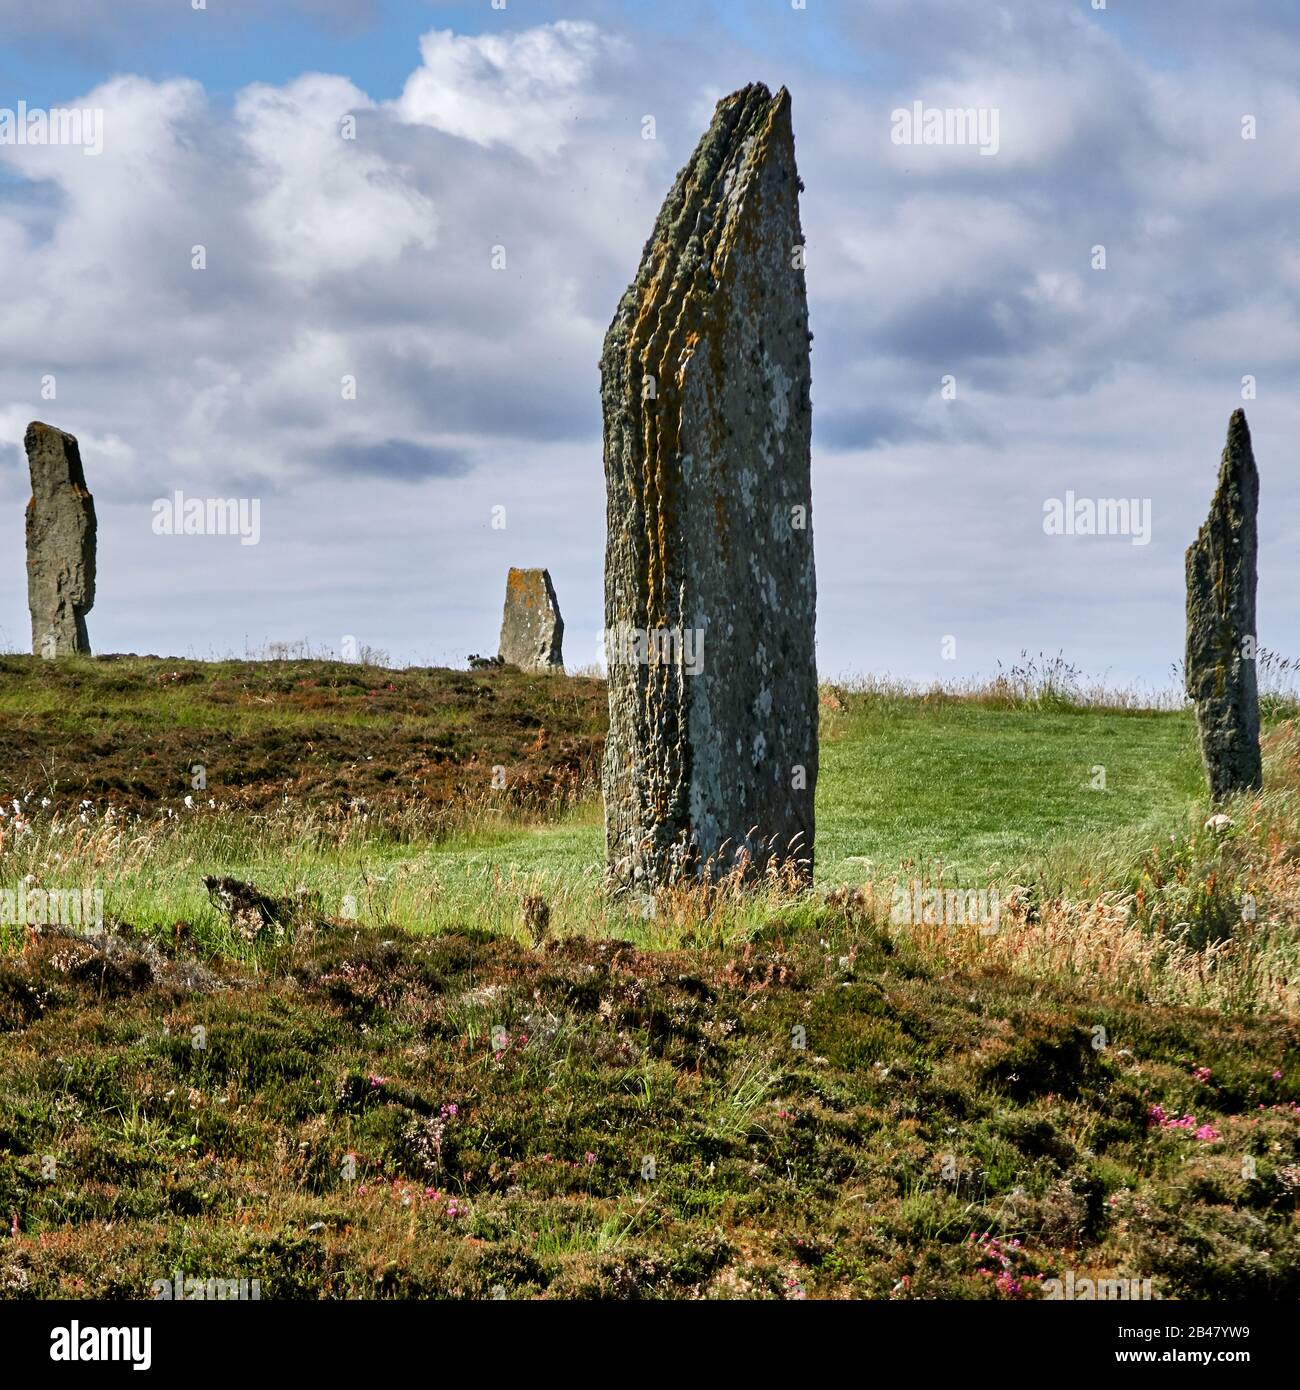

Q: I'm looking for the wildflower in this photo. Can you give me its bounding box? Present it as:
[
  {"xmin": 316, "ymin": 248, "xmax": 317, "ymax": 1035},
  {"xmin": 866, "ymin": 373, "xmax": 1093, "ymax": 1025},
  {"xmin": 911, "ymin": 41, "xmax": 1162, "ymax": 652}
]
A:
[
  {"xmin": 1192, "ymin": 1066, "xmax": 1212, "ymax": 1084},
  {"xmin": 585, "ymin": 1152, "xmax": 596, "ymax": 1165},
  {"xmin": 1194, "ymin": 1124, "xmax": 1220, "ymax": 1142}
]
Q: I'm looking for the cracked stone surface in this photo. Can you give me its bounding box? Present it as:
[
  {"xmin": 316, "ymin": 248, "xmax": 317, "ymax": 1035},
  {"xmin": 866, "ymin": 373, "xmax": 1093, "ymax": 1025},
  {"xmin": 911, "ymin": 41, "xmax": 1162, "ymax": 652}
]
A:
[
  {"xmin": 497, "ymin": 567, "xmax": 564, "ymax": 671},
  {"xmin": 1185, "ymin": 408, "xmax": 1261, "ymax": 802},
  {"xmin": 600, "ymin": 83, "xmax": 817, "ymax": 891},
  {"xmin": 25, "ymin": 421, "xmax": 96, "ymax": 657}
]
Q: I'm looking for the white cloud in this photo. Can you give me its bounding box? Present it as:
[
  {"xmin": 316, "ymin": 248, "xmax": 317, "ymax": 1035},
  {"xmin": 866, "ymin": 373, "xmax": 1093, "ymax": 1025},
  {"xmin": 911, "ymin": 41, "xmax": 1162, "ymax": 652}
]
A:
[
  {"xmin": 392, "ymin": 21, "xmax": 626, "ymax": 160},
  {"xmin": 1, "ymin": 9, "xmax": 1300, "ymax": 679},
  {"xmin": 236, "ymin": 74, "xmax": 437, "ymax": 281}
]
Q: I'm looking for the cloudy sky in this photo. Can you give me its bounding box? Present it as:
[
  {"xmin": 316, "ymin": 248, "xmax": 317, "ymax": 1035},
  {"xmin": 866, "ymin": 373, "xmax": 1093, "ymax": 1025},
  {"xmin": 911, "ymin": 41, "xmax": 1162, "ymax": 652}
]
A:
[{"xmin": 1, "ymin": 0, "xmax": 1297, "ymax": 685}]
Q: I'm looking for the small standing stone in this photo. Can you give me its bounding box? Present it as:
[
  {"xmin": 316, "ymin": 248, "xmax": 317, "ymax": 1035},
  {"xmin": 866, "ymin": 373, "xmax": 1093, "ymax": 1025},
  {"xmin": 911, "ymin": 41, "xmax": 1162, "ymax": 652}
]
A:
[
  {"xmin": 497, "ymin": 567, "xmax": 564, "ymax": 671},
  {"xmin": 600, "ymin": 83, "xmax": 817, "ymax": 891},
  {"xmin": 1185, "ymin": 409, "xmax": 1262, "ymax": 801},
  {"xmin": 25, "ymin": 421, "xmax": 96, "ymax": 657}
]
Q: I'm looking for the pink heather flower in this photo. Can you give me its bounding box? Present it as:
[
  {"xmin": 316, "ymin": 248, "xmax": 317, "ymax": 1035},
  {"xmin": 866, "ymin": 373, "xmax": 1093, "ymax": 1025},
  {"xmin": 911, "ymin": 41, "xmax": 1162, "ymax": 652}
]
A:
[
  {"xmin": 1194, "ymin": 1124, "xmax": 1220, "ymax": 1142},
  {"xmin": 585, "ymin": 1152, "xmax": 596, "ymax": 1165},
  {"xmin": 1192, "ymin": 1066, "xmax": 1212, "ymax": 1084},
  {"xmin": 1272, "ymin": 1070, "xmax": 1283, "ymax": 1080}
]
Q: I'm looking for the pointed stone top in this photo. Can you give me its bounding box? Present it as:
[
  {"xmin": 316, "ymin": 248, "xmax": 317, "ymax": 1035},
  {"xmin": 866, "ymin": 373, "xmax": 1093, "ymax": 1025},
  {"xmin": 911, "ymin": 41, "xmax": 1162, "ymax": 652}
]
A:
[
  {"xmin": 1223, "ymin": 407, "xmax": 1255, "ymax": 472},
  {"xmin": 1192, "ymin": 410, "xmax": 1258, "ymax": 559},
  {"xmin": 25, "ymin": 421, "xmax": 89, "ymax": 494}
]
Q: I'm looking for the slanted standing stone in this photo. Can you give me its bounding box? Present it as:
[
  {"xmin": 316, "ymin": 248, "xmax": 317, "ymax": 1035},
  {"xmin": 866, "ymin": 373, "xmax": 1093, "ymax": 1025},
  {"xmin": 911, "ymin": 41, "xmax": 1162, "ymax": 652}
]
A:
[
  {"xmin": 600, "ymin": 83, "xmax": 817, "ymax": 892},
  {"xmin": 1185, "ymin": 409, "xmax": 1262, "ymax": 801},
  {"xmin": 498, "ymin": 567, "xmax": 564, "ymax": 671},
  {"xmin": 25, "ymin": 421, "xmax": 96, "ymax": 658}
]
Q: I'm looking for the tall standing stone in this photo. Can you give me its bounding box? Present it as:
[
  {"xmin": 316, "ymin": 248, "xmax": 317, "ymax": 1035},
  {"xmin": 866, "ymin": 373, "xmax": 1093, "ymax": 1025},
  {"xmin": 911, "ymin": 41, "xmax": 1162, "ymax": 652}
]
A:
[
  {"xmin": 498, "ymin": 567, "xmax": 564, "ymax": 671},
  {"xmin": 25, "ymin": 421, "xmax": 96, "ymax": 658},
  {"xmin": 600, "ymin": 83, "xmax": 817, "ymax": 891},
  {"xmin": 1185, "ymin": 409, "xmax": 1261, "ymax": 801}
]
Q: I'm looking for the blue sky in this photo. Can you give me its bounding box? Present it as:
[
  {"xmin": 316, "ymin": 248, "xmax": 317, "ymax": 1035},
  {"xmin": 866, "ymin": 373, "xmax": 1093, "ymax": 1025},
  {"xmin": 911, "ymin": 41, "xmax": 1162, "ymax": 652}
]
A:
[{"xmin": 2, "ymin": 0, "xmax": 1298, "ymax": 685}]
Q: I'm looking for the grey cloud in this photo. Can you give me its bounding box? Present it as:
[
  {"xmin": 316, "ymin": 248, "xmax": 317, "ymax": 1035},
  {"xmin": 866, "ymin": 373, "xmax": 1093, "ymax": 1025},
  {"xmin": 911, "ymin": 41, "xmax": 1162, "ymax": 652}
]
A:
[{"xmin": 310, "ymin": 438, "xmax": 473, "ymax": 481}]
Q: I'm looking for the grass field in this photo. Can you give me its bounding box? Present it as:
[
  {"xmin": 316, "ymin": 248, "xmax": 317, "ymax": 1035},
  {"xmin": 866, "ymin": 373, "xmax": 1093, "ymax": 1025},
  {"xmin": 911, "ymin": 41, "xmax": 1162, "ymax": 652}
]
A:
[{"xmin": 1, "ymin": 656, "xmax": 1298, "ymax": 1300}]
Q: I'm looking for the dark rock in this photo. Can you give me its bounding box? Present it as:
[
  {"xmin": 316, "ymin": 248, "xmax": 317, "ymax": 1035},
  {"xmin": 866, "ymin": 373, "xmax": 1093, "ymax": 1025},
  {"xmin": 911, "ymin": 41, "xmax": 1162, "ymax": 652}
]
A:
[
  {"xmin": 25, "ymin": 421, "xmax": 96, "ymax": 657},
  {"xmin": 1185, "ymin": 409, "xmax": 1262, "ymax": 801},
  {"xmin": 600, "ymin": 83, "xmax": 817, "ymax": 890}
]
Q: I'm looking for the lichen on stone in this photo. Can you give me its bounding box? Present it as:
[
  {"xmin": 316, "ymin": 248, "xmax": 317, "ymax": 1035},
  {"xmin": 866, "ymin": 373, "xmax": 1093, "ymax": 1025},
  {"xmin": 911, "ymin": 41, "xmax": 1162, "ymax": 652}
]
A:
[{"xmin": 600, "ymin": 84, "xmax": 817, "ymax": 891}]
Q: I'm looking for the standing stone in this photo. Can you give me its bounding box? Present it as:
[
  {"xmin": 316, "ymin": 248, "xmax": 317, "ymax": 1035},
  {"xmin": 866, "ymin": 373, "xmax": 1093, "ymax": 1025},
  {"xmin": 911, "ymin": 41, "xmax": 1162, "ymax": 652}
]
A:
[
  {"xmin": 498, "ymin": 567, "xmax": 564, "ymax": 671},
  {"xmin": 25, "ymin": 421, "xmax": 96, "ymax": 658},
  {"xmin": 1185, "ymin": 409, "xmax": 1261, "ymax": 801},
  {"xmin": 600, "ymin": 83, "xmax": 817, "ymax": 891}
]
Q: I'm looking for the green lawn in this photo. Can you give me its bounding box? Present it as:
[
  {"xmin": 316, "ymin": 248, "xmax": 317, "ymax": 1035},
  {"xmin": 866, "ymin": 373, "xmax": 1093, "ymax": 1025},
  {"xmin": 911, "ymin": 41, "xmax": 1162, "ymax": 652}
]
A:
[
  {"xmin": 0, "ymin": 659, "xmax": 1219, "ymax": 940},
  {"xmin": 432, "ymin": 698, "xmax": 1208, "ymax": 892},
  {"xmin": 816, "ymin": 699, "xmax": 1207, "ymax": 886}
]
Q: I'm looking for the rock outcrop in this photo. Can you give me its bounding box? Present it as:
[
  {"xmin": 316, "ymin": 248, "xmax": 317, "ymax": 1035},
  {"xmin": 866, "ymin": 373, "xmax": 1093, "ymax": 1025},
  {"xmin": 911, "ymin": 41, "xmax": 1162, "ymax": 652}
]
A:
[
  {"xmin": 1185, "ymin": 409, "xmax": 1261, "ymax": 801},
  {"xmin": 498, "ymin": 568, "xmax": 564, "ymax": 671},
  {"xmin": 600, "ymin": 83, "xmax": 817, "ymax": 891},
  {"xmin": 25, "ymin": 421, "xmax": 96, "ymax": 657}
]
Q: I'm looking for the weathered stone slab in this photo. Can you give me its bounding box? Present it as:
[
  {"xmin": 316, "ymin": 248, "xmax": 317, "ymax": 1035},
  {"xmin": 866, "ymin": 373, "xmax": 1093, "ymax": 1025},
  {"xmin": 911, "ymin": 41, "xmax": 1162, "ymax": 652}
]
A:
[
  {"xmin": 498, "ymin": 567, "xmax": 564, "ymax": 671},
  {"xmin": 600, "ymin": 83, "xmax": 817, "ymax": 891},
  {"xmin": 25, "ymin": 421, "xmax": 96, "ymax": 657},
  {"xmin": 1185, "ymin": 409, "xmax": 1261, "ymax": 801}
]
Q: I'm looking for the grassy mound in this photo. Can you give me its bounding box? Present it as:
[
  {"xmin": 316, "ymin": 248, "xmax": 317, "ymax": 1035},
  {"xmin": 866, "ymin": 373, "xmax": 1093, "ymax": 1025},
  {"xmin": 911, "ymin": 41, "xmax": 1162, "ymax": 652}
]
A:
[{"xmin": 0, "ymin": 656, "xmax": 1297, "ymax": 1299}]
